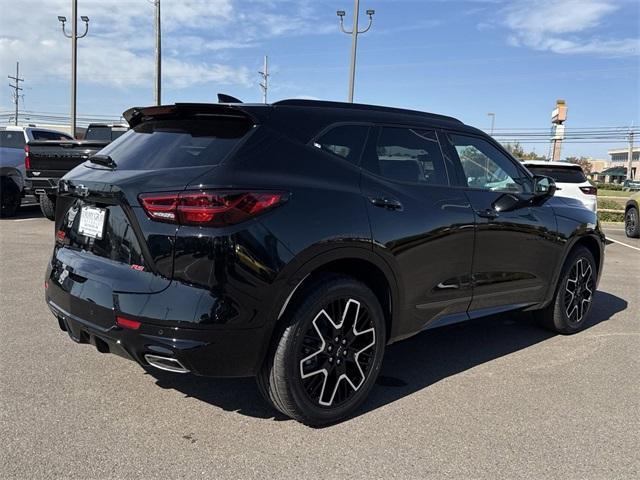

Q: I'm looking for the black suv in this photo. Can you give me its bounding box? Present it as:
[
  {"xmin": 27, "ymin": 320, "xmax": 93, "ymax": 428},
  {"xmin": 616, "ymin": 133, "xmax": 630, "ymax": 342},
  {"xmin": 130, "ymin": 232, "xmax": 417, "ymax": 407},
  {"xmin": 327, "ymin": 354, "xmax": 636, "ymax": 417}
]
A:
[{"xmin": 46, "ymin": 100, "xmax": 604, "ymax": 425}]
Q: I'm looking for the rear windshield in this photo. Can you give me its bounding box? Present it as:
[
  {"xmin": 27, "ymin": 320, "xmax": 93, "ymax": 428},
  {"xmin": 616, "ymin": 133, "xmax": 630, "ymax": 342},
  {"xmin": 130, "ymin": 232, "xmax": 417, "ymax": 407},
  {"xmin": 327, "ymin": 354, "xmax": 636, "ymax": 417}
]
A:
[
  {"xmin": 97, "ymin": 116, "xmax": 253, "ymax": 170},
  {"xmin": 526, "ymin": 166, "xmax": 587, "ymax": 183},
  {"xmin": 0, "ymin": 131, "xmax": 25, "ymax": 149}
]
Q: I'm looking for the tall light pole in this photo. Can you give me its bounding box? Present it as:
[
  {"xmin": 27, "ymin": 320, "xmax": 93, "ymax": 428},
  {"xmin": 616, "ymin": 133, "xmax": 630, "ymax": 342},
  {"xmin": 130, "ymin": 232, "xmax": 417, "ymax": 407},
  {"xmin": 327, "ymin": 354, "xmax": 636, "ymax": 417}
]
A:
[
  {"xmin": 58, "ymin": 2, "xmax": 89, "ymax": 138},
  {"xmin": 487, "ymin": 112, "xmax": 495, "ymax": 136},
  {"xmin": 337, "ymin": 2, "xmax": 374, "ymax": 103},
  {"xmin": 259, "ymin": 55, "xmax": 269, "ymax": 104},
  {"xmin": 153, "ymin": 0, "xmax": 161, "ymax": 105},
  {"xmin": 627, "ymin": 129, "xmax": 635, "ymax": 180}
]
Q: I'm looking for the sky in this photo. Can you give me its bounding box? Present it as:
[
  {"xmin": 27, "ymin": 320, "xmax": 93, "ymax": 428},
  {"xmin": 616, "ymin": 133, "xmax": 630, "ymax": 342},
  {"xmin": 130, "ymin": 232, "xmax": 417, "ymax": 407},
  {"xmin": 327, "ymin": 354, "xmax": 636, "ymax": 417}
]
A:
[{"xmin": 0, "ymin": 0, "xmax": 638, "ymax": 159}]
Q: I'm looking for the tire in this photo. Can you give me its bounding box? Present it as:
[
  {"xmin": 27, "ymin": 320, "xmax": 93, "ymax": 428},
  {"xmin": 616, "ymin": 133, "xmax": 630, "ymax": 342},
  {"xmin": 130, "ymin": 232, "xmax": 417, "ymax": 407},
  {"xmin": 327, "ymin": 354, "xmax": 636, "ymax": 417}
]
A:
[
  {"xmin": 257, "ymin": 275, "xmax": 386, "ymax": 426},
  {"xmin": 625, "ymin": 206, "xmax": 640, "ymax": 238},
  {"xmin": 0, "ymin": 177, "xmax": 21, "ymax": 218},
  {"xmin": 39, "ymin": 194, "xmax": 56, "ymax": 221},
  {"xmin": 534, "ymin": 246, "xmax": 597, "ymax": 334}
]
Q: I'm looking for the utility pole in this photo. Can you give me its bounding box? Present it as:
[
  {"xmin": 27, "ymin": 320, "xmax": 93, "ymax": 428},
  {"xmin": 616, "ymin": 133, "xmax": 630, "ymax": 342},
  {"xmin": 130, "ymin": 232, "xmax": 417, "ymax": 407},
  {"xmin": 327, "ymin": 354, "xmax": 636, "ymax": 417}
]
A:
[
  {"xmin": 259, "ymin": 55, "xmax": 269, "ymax": 104},
  {"xmin": 627, "ymin": 129, "xmax": 635, "ymax": 180},
  {"xmin": 487, "ymin": 112, "xmax": 495, "ymax": 136},
  {"xmin": 58, "ymin": 2, "xmax": 90, "ymax": 138},
  {"xmin": 154, "ymin": 0, "xmax": 161, "ymax": 105},
  {"xmin": 337, "ymin": 2, "xmax": 375, "ymax": 103},
  {"xmin": 8, "ymin": 62, "xmax": 24, "ymax": 126}
]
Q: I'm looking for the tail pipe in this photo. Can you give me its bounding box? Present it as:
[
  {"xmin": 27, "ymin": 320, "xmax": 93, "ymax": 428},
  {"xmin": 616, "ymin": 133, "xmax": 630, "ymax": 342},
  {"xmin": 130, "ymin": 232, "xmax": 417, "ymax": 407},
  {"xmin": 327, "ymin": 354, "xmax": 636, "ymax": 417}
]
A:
[{"xmin": 144, "ymin": 354, "xmax": 189, "ymax": 373}]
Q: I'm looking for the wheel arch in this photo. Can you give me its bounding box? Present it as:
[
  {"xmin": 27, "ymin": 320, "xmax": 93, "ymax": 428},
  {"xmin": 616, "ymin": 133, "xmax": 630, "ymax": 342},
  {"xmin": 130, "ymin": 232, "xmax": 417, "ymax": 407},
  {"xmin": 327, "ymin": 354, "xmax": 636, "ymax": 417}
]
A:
[{"xmin": 256, "ymin": 247, "xmax": 401, "ymax": 372}]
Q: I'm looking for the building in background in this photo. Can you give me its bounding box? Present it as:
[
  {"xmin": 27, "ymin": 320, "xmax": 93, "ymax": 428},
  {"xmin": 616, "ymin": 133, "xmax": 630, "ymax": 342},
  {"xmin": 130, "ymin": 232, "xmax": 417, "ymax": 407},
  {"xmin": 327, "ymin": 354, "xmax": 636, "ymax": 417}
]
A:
[{"xmin": 608, "ymin": 147, "xmax": 639, "ymax": 180}]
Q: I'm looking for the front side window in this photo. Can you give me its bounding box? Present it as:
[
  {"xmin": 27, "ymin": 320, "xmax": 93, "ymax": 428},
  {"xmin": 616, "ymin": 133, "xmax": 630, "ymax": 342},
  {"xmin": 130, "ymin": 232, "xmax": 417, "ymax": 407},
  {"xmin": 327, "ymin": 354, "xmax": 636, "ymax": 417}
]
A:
[
  {"xmin": 313, "ymin": 125, "xmax": 369, "ymax": 165},
  {"xmin": 366, "ymin": 127, "xmax": 448, "ymax": 185},
  {"xmin": 447, "ymin": 133, "xmax": 528, "ymax": 193}
]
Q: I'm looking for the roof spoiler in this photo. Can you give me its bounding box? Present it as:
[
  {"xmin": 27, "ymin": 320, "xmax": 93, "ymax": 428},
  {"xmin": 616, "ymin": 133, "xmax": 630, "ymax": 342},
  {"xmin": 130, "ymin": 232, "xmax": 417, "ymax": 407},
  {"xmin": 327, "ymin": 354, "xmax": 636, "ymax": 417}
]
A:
[
  {"xmin": 122, "ymin": 102, "xmax": 259, "ymax": 128},
  {"xmin": 217, "ymin": 93, "xmax": 242, "ymax": 103}
]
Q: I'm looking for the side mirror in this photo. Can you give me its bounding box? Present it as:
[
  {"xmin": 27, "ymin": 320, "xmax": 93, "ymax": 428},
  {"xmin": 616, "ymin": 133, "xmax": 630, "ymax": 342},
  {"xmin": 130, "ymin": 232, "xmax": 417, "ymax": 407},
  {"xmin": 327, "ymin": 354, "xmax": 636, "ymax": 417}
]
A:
[{"xmin": 533, "ymin": 175, "xmax": 556, "ymax": 199}]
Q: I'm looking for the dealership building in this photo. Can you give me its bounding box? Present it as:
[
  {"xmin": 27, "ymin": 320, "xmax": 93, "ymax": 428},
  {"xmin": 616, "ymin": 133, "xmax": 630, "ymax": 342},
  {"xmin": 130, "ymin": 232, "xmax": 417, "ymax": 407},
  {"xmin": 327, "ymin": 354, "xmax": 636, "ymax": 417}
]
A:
[{"xmin": 606, "ymin": 147, "xmax": 639, "ymax": 180}]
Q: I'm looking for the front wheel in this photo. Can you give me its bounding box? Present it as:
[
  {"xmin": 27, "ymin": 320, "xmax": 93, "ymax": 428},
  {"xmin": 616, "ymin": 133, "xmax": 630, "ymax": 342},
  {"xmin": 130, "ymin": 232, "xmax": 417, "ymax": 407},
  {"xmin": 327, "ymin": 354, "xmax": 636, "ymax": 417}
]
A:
[
  {"xmin": 534, "ymin": 246, "xmax": 596, "ymax": 334},
  {"xmin": 0, "ymin": 177, "xmax": 21, "ymax": 217},
  {"xmin": 257, "ymin": 275, "xmax": 386, "ymax": 426},
  {"xmin": 625, "ymin": 206, "xmax": 640, "ymax": 238}
]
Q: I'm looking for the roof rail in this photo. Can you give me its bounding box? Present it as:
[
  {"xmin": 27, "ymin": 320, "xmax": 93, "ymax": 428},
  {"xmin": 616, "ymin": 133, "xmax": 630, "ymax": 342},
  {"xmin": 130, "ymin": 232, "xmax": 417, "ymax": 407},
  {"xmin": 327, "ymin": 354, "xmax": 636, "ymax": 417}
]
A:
[{"xmin": 273, "ymin": 99, "xmax": 463, "ymax": 124}]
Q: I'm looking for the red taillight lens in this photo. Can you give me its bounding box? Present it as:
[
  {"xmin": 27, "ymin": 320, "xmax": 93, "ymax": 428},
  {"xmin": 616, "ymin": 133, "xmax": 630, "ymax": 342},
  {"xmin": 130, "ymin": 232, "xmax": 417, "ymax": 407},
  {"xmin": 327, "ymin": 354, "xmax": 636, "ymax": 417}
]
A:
[
  {"xmin": 116, "ymin": 316, "xmax": 141, "ymax": 330},
  {"xmin": 24, "ymin": 144, "xmax": 30, "ymax": 170},
  {"xmin": 139, "ymin": 191, "xmax": 288, "ymax": 227},
  {"xmin": 579, "ymin": 186, "xmax": 597, "ymax": 195}
]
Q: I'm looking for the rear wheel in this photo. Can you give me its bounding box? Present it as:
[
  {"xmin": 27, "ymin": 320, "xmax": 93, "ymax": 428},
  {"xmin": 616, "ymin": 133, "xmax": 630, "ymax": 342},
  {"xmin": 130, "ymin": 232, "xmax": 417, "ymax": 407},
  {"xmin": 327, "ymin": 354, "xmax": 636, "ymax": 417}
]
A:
[
  {"xmin": 625, "ymin": 206, "xmax": 640, "ymax": 238},
  {"xmin": 0, "ymin": 177, "xmax": 21, "ymax": 218},
  {"xmin": 534, "ymin": 246, "xmax": 596, "ymax": 334},
  {"xmin": 257, "ymin": 275, "xmax": 386, "ymax": 426},
  {"xmin": 39, "ymin": 194, "xmax": 56, "ymax": 221}
]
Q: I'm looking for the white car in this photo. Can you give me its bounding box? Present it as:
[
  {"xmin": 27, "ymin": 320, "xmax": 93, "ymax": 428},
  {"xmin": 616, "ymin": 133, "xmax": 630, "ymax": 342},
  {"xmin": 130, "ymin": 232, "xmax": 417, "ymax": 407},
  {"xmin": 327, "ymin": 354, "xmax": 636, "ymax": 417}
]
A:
[{"xmin": 522, "ymin": 161, "xmax": 597, "ymax": 212}]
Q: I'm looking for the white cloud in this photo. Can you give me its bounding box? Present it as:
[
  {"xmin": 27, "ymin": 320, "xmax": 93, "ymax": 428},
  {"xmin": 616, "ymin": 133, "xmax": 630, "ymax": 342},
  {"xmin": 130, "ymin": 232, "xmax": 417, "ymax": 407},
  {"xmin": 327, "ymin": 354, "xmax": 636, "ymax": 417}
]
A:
[
  {"xmin": 0, "ymin": 0, "xmax": 332, "ymax": 93},
  {"xmin": 502, "ymin": 0, "xmax": 639, "ymax": 56}
]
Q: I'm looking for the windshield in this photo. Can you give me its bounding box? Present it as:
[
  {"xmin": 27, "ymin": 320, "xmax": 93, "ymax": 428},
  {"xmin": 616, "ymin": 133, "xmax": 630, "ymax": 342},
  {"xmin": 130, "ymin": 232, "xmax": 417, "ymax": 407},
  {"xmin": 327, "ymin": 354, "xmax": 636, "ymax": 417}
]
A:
[{"xmin": 96, "ymin": 116, "xmax": 253, "ymax": 170}]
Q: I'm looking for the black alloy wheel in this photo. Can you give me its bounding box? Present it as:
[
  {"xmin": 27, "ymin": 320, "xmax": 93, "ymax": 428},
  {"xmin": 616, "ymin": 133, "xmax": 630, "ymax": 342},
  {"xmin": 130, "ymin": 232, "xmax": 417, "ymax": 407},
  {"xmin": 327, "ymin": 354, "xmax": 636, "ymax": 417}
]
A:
[
  {"xmin": 257, "ymin": 275, "xmax": 386, "ymax": 426},
  {"xmin": 298, "ymin": 297, "xmax": 376, "ymax": 408},
  {"xmin": 563, "ymin": 256, "xmax": 595, "ymax": 325}
]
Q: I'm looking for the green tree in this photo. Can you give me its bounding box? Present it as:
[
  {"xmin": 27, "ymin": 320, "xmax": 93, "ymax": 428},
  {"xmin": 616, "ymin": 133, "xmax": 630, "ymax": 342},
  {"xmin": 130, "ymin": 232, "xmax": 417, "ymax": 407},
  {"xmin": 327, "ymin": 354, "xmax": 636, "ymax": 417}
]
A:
[
  {"xmin": 503, "ymin": 142, "xmax": 543, "ymax": 160},
  {"xmin": 566, "ymin": 156, "xmax": 592, "ymax": 174}
]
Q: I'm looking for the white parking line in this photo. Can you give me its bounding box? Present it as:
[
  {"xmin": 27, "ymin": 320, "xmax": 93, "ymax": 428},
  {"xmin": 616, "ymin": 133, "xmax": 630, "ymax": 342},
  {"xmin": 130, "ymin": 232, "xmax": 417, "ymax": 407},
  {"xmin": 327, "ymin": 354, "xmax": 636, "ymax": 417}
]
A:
[
  {"xmin": 12, "ymin": 218, "xmax": 40, "ymax": 222},
  {"xmin": 608, "ymin": 237, "xmax": 640, "ymax": 252}
]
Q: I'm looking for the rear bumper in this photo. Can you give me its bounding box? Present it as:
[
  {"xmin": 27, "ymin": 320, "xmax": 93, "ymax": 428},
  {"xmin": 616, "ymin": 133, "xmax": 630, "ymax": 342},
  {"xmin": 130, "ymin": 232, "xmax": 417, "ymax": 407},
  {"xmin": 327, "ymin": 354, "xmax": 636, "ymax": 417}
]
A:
[
  {"xmin": 46, "ymin": 289, "xmax": 271, "ymax": 378},
  {"xmin": 26, "ymin": 177, "xmax": 58, "ymax": 195}
]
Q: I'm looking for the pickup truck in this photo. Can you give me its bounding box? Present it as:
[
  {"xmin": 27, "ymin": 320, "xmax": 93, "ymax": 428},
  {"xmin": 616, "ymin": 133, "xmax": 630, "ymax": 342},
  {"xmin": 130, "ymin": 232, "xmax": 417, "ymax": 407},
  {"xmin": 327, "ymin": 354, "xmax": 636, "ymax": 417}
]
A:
[
  {"xmin": 1, "ymin": 126, "xmax": 73, "ymax": 217},
  {"xmin": 26, "ymin": 123, "xmax": 128, "ymax": 219}
]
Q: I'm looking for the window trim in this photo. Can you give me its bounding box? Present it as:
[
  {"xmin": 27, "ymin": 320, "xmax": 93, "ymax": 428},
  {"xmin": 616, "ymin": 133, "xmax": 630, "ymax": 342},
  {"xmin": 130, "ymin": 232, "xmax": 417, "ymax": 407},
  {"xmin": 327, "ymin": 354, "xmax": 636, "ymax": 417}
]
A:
[
  {"xmin": 440, "ymin": 128, "xmax": 535, "ymax": 193},
  {"xmin": 360, "ymin": 124, "xmax": 453, "ymax": 187}
]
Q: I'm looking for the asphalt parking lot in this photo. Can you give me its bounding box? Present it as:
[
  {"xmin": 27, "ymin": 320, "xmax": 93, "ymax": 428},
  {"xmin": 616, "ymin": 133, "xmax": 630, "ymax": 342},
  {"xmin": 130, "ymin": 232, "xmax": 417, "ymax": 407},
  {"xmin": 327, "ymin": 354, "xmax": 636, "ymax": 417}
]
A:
[{"xmin": 1, "ymin": 207, "xmax": 638, "ymax": 479}]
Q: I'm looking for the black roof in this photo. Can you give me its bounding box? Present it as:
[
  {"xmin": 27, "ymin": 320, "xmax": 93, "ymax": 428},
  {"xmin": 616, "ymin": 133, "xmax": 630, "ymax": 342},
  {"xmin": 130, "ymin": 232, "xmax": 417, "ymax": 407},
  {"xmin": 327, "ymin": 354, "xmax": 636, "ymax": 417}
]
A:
[{"xmin": 122, "ymin": 99, "xmax": 472, "ymax": 141}]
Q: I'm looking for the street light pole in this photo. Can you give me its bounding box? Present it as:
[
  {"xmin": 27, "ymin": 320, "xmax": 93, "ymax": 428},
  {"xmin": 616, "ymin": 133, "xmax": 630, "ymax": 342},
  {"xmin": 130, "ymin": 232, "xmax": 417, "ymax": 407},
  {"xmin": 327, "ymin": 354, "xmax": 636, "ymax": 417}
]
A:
[
  {"xmin": 154, "ymin": 0, "xmax": 161, "ymax": 105},
  {"xmin": 58, "ymin": 1, "xmax": 89, "ymax": 138},
  {"xmin": 487, "ymin": 112, "xmax": 495, "ymax": 136},
  {"xmin": 337, "ymin": 2, "xmax": 374, "ymax": 103}
]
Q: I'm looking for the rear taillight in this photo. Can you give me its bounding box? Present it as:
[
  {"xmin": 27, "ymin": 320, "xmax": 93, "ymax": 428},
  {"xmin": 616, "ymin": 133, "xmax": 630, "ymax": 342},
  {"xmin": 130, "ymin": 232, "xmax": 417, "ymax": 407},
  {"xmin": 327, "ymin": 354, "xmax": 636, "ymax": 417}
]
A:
[
  {"xmin": 139, "ymin": 190, "xmax": 288, "ymax": 227},
  {"xmin": 579, "ymin": 186, "xmax": 597, "ymax": 195},
  {"xmin": 24, "ymin": 144, "xmax": 30, "ymax": 170}
]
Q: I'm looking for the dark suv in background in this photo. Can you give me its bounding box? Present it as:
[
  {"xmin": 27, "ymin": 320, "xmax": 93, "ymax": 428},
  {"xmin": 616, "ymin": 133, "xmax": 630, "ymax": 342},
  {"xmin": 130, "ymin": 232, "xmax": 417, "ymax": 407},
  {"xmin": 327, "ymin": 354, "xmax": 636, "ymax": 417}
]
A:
[{"xmin": 46, "ymin": 99, "xmax": 604, "ymax": 425}]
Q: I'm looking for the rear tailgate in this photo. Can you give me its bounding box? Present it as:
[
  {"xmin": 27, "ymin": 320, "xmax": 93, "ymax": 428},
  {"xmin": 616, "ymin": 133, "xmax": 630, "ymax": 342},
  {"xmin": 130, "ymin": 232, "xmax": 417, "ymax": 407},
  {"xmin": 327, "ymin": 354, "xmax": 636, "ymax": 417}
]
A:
[
  {"xmin": 27, "ymin": 140, "xmax": 108, "ymax": 178},
  {"xmin": 52, "ymin": 104, "xmax": 258, "ymax": 296}
]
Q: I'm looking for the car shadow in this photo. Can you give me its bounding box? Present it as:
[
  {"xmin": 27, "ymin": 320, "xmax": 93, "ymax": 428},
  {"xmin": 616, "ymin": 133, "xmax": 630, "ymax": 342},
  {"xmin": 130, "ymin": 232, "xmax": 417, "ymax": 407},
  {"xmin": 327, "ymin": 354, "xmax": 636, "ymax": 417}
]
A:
[
  {"xmin": 144, "ymin": 290, "xmax": 627, "ymax": 425},
  {"xmin": 0, "ymin": 203, "xmax": 43, "ymax": 220}
]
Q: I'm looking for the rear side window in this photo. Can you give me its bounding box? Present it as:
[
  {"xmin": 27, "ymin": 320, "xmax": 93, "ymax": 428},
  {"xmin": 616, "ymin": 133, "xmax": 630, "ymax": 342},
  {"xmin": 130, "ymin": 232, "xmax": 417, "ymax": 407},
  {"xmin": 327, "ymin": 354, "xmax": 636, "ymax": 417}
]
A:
[
  {"xmin": 0, "ymin": 131, "xmax": 25, "ymax": 149},
  {"xmin": 97, "ymin": 116, "xmax": 253, "ymax": 170},
  {"xmin": 313, "ymin": 125, "xmax": 369, "ymax": 165},
  {"xmin": 525, "ymin": 166, "xmax": 587, "ymax": 183},
  {"xmin": 32, "ymin": 130, "xmax": 72, "ymax": 141},
  {"xmin": 366, "ymin": 127, "xmax": 449, "ymax": 185},
  {"xmin": 85, "ymin": 127, "xmax": 112, "ymax": 142}
]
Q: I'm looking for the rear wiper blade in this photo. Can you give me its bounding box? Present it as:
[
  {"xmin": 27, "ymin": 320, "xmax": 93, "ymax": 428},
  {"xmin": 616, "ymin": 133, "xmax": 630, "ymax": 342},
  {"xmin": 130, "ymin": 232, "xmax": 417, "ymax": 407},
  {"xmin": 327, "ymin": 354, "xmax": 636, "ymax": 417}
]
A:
[{"xmin": 88, "ymin": 154, "xmax": 117, "ymax": 169}]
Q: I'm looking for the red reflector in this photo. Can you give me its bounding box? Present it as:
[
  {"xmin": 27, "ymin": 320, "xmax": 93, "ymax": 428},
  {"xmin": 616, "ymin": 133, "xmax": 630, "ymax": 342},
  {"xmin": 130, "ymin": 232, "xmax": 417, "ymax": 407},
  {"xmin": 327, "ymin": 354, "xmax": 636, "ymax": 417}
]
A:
[
  {"xmin": 116, "ymin": 316, "xmax": 141, "ymax": 330},
  {"xmin": 579, "ymin": 186, "xmax": 597, "ymax": 195},
  {"xmin": 139, "ymin": 191, "xmax": 287, "ymax": 227},
  {"xmin": 25, "ymin": 144, "xmax": 30, "ymax": 170},
  {"xmin": 56, "ymin": 230, "xmax": 66, "ymax": 242}
]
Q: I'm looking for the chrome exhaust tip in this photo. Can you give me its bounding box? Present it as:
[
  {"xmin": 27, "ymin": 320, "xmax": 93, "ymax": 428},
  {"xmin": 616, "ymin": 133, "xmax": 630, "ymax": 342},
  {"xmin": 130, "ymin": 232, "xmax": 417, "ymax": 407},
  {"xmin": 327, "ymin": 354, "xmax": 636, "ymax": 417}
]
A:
[{"xmin": 144, "ymin": 354, "xmax": 189, "ymax": 373}]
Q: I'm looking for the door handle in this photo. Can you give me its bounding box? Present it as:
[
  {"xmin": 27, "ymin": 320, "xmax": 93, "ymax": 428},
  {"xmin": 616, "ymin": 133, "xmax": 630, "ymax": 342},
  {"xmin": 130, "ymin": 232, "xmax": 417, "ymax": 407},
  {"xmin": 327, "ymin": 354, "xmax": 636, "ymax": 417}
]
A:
[
  {"xmin": 476, "ymin": 208, "xmax": 499, "ymax": 219},
  {"xmin": 370, "ymin": 197, "xmax": 403, "ymax": 211}
]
